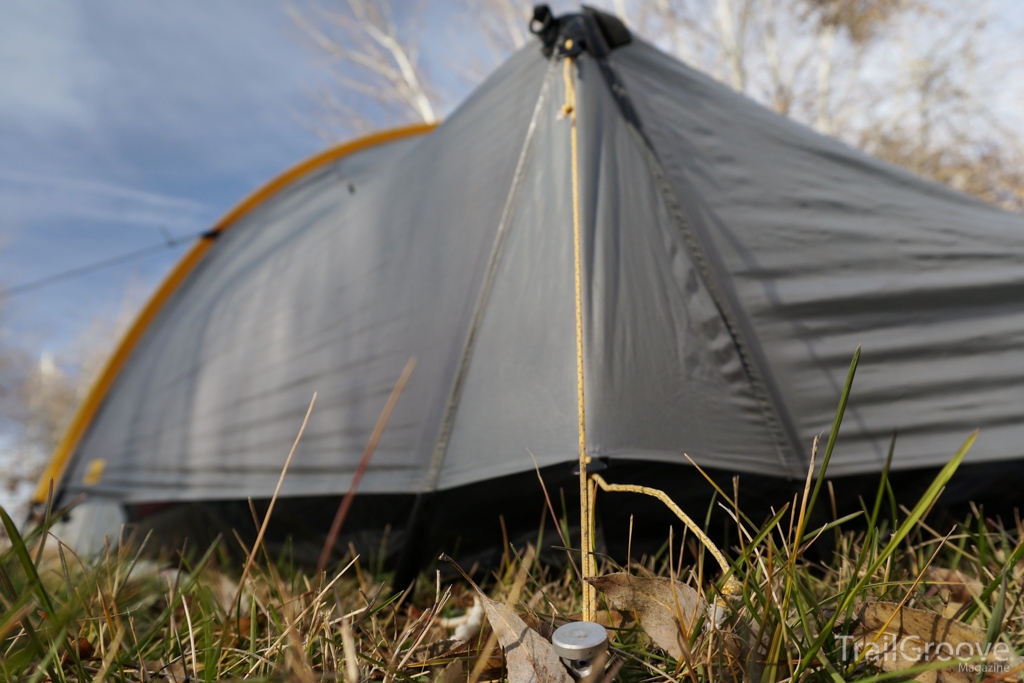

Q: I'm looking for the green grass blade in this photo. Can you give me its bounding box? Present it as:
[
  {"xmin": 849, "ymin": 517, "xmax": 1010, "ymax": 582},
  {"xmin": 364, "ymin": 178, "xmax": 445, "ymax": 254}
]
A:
[
  {"xmin": 803, "ymin": 345, "xmax": 860, "ymax": 540},
  {"xmin": 985, "ymin": 570, "xmax": 1007, "ymax": 653},
  {"xmin": 796, "ymin": 429, "xmax": 976, "ymax": 677},
  {"xmin": 0, "ymin": 506, "xmax": 58, "ymax": 621},
  {"xmin": 962, "ymin": 537, "xmax": 1024, "ymax": 622},
  {"xmin": 725, "ymin": 504, "xmax": 790, "ymax": 584},
  {"xmin": 0, "ymin": 508, "xmax": 62, "ymax": 683},
  {"xmin": 25, "ymin": 622, "xmax": 69, "ymax": 683},
  {"xmin": 115, "ymin": 534, "xmax": 222, "ymax": 667},
  {"xmin": 869, "ymin": 431, "xmax": 897, "ymax": 530},
  {"xmin": 801, "ymin": 511, "xmax": 864, "ymax": 551}
]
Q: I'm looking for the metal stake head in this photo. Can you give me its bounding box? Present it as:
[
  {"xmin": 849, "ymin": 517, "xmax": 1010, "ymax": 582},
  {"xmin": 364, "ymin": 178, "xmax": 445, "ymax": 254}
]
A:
[{"xmin": 551, "ymin": 621, "xmax": 608, "ymax": 679}]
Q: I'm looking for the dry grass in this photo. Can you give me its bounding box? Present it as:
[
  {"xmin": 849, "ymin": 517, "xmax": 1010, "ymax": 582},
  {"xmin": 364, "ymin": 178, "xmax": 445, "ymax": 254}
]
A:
[
  {"xmin": 3, "ymin": 462, "xmax": 1024, "ymax": 682},
  {"xmin": 4, "ymin": 351, "xmax": 1023, "ymax": 681}
]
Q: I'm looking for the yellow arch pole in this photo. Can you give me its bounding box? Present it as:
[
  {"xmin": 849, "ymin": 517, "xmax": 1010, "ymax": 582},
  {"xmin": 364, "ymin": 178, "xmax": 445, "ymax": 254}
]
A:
[{"xmin": 32, "ymin": 122, "xmax": 438, "ymax": 505}]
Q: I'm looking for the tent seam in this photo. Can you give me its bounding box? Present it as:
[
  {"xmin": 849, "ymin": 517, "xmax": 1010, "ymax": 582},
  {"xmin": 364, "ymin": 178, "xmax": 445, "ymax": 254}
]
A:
[
  {"xmin": 421, "ymin": 62, "xmax": 558, "ymax": 493},
  {"xmin": 626, "ymin": 126, "xmax": 804, "ymax": 477},
  {"xmin": 590, "ymin": 49, "xmax": 806, "ymax": 478}
]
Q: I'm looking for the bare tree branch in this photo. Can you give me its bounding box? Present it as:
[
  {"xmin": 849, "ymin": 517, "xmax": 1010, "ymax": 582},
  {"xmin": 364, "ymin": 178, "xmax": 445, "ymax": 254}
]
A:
[
  {"xmin": 619, "ymin": 0, "xmax": 1023, "ymax": 210},
  {"xmin": 290, "ymin": 0, "xmax": 440, "ymax": 138}
]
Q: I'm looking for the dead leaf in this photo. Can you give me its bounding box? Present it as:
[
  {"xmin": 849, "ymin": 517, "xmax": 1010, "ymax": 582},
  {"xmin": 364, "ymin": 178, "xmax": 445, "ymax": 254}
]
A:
[
  {"xmin": 61, "ymin": 636, "xmax": 96, "ymax": 668},
  {"xmin": 521, "ymin": 611, "xmax": 562, "ymax": 641},
  {"xmin": 926, "ymin": 568, "xmax": 984, "ymax": 616},
  {"xmin": 165, "ymin": 659, "xmax": 189, "ymax": 682},
  {"xmin": 587, "ymin": 573, "xmax": 705, "ymax": 659},
  {"xmin": 478, "ymin": 593, "xmax": 573, "ymax": 683},
  {"xmin": 841, "ymin": 601, "xmax": 1020, "ymax": 682},
  {"xmin": 435, "ymin": 658, "xmax": 464, "ymax": 683},
  {"xmin": 926, "ymin": 568, "xmax": 983, "ymax": 604}
]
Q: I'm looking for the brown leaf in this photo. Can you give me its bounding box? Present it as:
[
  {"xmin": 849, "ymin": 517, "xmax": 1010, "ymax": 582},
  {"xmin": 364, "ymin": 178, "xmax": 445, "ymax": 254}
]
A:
[
  {"xmin": 842, "ymin": 601, "xmax": 1021, "ymax": 682},
  {"xmin": 520, "ymin": 612, "xmax": 562, "ymax": 641},
  {"xmin": 478, "ymin": 594, "xmax": 573, "ymax": 683},
  {"xmin": 926, "ymin": 568, "xmax": 983, "ymax": 604},
  {"xmin": 587, "ymin": 573, "xmax": 705, "ymax": 659},
  {"xmin": 61, "ymin": 637, "xmax": 96, "ymax": 669},
  {"xmin": 435, "ymin": 657, "xmax": 464, "ymax": 683}
]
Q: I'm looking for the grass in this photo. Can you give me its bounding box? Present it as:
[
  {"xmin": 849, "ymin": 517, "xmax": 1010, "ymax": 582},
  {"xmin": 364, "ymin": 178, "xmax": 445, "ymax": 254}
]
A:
[
  {"xmin": 3, "ymin": 461, "xmax": 1023, "ymax": 682},
  {"xmin": 3, "ymin": 350, "xmax": 1023, "ymax": 681}
]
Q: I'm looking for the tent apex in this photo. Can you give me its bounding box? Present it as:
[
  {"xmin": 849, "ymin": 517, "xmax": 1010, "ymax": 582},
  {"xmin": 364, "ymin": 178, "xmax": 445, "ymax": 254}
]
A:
[{"xmin": 529, "ymin": 4, "xmax": 631, "ymax": 59}]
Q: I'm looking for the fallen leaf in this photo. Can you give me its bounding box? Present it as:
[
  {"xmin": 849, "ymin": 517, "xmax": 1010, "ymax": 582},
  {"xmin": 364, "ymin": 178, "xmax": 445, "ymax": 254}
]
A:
[
  {"xmin": 478, "ymin": 594, "xmax": 573, "ymax": 683},
  {"xmin": 587, "ymin": 573, "xmax": 705, "ymax": 659},
  {"xmin": 841, "ymin": 601, "xmax": 1020, "ymax": 682},
  {"xmin": 521, "ymin": 611, "xmax": 561, "ymax": 641},
  {"xmin": 435, "ymin": 657, "xmax": 464, "ymax": 683},
  {"xmin": 61, "ymin": 637, "xmax": 96, "ymax": 669},
  {"xmin": 926, "ymin": 568, "xmax": 983, "ymax": 604},
  {"xmin": 439, "ymin": 552, "xmax": 568, "ymax": 683},
  {"xmin": 166, "ymin": 659, "xmax": 189, "ymax": 682},
  {"xmin": 592, "ymin": 608, "xmax": 627, "ymax": 631}
]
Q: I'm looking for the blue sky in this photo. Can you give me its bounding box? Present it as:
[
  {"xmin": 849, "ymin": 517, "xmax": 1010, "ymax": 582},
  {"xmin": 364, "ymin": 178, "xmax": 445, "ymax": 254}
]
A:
[{"xmin": 0, "ymin": 1, "xmax": 345, "ymax": 352}]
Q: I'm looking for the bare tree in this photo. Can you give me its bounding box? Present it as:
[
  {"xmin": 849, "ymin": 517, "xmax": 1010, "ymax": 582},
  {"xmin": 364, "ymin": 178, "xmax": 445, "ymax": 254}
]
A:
[
  {"xmin": 460, "ymin": 0, "xmax": 532, "ymax": 71},
  {"xmin": 290, "ymin": 0, "xmax": 441, "ymax": 137},
  {"xmin": 626, "ymin": 0, "xmax": 1023, "ymax": 210},
  {"xmin": 0, "ymin": 297, "xmax": 50, "ymax": 519},
  {"xmin": 0, "ymin": 284, "xmax": 140, "ymax": 520},
  {"xmin": 1, "ymin": 343, "xmax": 78, "ymax": 516}
]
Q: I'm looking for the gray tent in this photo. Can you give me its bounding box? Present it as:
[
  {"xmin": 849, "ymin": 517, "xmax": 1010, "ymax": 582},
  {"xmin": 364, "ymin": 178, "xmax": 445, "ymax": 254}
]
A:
[{"xmin": 38, "ymin": 8, "xmax": 1024, "ymax": 563}]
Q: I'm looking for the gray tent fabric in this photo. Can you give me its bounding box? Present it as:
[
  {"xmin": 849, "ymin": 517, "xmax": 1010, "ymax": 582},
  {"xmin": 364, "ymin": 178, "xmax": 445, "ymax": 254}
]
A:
[
  {"xmin": 611, "ymin": 41, "xmax": 1024, "ymax": 476},
  {"xmin": 575, "ymin": 53, "xmax": 795, "ymax": 476},
  {"xmin": 58, "ymin": 14, "xmax": 1024, "ymax": 507}
]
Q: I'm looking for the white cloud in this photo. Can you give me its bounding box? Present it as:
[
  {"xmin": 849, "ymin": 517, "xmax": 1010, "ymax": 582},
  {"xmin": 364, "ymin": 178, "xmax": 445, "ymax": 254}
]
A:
[{"xmin": 0, "ymin": 168, "xmax": 206, "ymax": 212}]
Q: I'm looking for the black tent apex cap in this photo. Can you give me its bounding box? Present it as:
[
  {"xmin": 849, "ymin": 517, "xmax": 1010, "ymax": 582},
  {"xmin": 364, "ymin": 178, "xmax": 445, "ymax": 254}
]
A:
[
  {"xmin": 530, "ymin": 4, "xmax": 631, "ymax": 59},
  {"xmin": 582, "ymin": 6, "xmax": 632, "ymax": 49}
]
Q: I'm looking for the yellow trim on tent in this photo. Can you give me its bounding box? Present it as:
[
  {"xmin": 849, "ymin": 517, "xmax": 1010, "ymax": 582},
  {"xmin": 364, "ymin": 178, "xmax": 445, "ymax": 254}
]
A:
[{"xmin": 32, "ymin": 122, "xmax": 438, "ymax": 505}]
